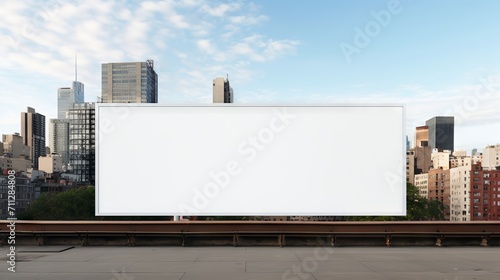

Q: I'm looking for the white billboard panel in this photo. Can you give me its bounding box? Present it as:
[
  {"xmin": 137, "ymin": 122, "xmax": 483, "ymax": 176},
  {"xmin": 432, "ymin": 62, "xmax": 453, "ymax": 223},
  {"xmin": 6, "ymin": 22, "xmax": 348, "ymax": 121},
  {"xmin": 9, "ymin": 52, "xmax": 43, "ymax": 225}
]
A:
[{"xmin": 96, "ymin": 105, "xmax": 405, "ymax": 216}]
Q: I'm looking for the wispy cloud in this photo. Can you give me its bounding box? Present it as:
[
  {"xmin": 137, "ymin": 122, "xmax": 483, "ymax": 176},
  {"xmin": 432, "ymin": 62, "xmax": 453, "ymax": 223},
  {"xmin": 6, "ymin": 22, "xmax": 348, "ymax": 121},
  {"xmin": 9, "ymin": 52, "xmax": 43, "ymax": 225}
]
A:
[
  {"xmin": 0, "ymin": 0, "xmax": 301, "ymax": 136},
  {"xmin": 201, "ymin": 3, "xmax": 242, "ymax": 17}
]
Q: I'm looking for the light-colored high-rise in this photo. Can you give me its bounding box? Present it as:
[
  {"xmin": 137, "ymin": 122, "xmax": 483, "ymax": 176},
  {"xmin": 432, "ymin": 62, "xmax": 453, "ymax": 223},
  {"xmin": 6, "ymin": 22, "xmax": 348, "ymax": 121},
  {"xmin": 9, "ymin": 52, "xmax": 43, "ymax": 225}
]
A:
[
  {"xmin": 49, "ymin": 119, "xmax": 70, "ymax": 166},
  {"xmin": 21, "ymin": 107, "xmax": 45, "ymax": 169},
  {"xmin": 483, "ymin": 144, "xmax": 500, "ymax": 170},
  {"xmin": 414, "ymin": 126, "xmax": 428, "ymax": 148},
  {"xmin": 51, "ymin": 79, "xmax": 83, "ymax": 167},
  {"xmin": 414, "ymin": 173, "xmax": 428, "ymax": 199},
  {"xmin": 213, "ymin": 77, "xmax": 233, "ymax": 103},
  {"xmin": 58, "ymin": 81, "xmax": 84, "ymax": 119},
  {"xmin": 101, "ymin": 61, "xmax": 158, "ymax": 103},
  {"xmin": 450, "ymin": 159, "xmax": 472, "ymax": 222}
]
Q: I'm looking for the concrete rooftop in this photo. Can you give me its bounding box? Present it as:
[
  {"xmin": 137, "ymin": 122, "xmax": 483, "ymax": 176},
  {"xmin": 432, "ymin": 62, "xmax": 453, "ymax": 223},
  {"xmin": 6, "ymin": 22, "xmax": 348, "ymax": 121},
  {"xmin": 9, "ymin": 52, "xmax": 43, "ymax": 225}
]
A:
[{"xmin": 1, "ymin": 246, "xmax": 500, "ymax": 280}]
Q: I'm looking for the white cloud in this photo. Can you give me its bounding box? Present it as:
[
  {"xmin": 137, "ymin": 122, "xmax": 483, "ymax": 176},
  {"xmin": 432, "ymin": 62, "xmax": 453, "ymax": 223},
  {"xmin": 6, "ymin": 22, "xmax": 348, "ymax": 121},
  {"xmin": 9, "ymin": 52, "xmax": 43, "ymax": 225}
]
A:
[
  {"xmin": 169, "ymin": 14, "xmax": 190, "ymax": 29},
  {"xmin": 177, "ymin": 0, "xmax": 204, "ymax": 7},
  {"xmin": 125, "ymin": 19, "xmax": 150, "ymax": 43},
  {"xmin": 0, "ymin": 0, "xmax": 303, "ymax": 139},
  {"xmin": 202, "ymin": 3, "xmax": 241, "ymax": 17},
  {"xmin": 263, "ymin": 39, "xmax": 300, "ymax": 59},
  {"xmin": 196, "ymin": 39, "xmax": 216, "ymax": 54},
  {"xmin": 229, "ymin": 36, "xmax": 300, "ymax": 62},
  {"xmin": 229, "ymin": 15, "xmax": 268, "ymax": 25},
  {"xmin": 117, "ymin": 8, "xmax": 132, "ymax": 20}
]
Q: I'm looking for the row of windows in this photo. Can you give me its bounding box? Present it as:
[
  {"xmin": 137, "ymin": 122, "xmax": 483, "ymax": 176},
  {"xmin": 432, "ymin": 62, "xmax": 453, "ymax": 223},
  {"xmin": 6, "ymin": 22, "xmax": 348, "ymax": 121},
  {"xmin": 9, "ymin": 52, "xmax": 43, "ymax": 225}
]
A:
[
  {"xmin": 69, "ymin": 109, "xmax": 95, "ymax": 115},
  {"xmin": 69, "ymin": 138, "xmax": 95, "ymax": 142},
  {"xmin": 110, "ymin": 64, "xmax": 138, "ymax": 69},
  {"xmin": 113, "ymin": 79, "xmax": 137, "ymax": 83},
  {"xmin": 112, "ymin": 70, "xmax": 134, "ymax": 74},
  {"xmin": 70, "ymin": 124, "xmax": 95, "ymax": 128}
]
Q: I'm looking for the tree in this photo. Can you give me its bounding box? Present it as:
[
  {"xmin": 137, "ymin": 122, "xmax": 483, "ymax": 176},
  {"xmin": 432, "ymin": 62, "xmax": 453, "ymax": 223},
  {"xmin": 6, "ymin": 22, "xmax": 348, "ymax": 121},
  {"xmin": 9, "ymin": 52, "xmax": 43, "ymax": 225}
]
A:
[
  {"xmin": 19, "ymin": 186, "xmax": 172, "ymax": 220},
  {"xmin": 347, "ymin": 183, "xmax": 446, "ymax": 221},
  {"xmin": 19, "ymin": 186, "xmax": 95, "ymax": 220}
]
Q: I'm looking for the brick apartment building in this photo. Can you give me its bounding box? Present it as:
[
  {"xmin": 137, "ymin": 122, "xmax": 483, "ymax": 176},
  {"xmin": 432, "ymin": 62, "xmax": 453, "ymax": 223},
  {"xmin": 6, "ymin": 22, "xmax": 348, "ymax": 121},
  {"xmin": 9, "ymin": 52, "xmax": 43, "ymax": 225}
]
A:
[
  {"xmin": 470, "ymin": 162, "xmax": 500, "ymax": 221},
  {"xmin": 428, "ymin": 168, "xmax": 451, "ymax": 220}
]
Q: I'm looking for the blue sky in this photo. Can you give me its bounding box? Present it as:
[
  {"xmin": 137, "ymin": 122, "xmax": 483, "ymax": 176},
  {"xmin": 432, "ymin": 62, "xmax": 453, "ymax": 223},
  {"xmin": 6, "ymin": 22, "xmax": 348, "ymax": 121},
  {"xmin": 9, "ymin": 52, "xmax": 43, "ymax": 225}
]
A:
[{"xmin": 0, "ymin": 0, "xmax": 499, "ymax": 152}]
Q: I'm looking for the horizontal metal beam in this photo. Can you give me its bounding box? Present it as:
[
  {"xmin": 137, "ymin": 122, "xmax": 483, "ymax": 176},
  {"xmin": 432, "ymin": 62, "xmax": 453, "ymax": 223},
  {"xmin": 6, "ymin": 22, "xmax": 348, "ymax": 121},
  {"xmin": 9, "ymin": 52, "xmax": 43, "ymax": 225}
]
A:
[
  {"xmin": 1, "ymin": 221, "xmax": 499, "ymax": 247},
  {"xmin": 1, "ymin": 220, "xmax": 500, "ymax": 233}
]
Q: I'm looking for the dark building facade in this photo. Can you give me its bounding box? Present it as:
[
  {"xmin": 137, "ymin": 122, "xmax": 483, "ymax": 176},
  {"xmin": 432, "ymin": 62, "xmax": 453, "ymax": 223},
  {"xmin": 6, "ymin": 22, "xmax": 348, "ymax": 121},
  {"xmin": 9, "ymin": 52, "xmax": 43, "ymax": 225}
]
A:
[
  {"xmin": 0, "ymin": 174, "xmax": 34, "ymax": 220},
  {"xmin": 425, "ymin": 116, "xmax": 454, "ymax": 152},
  {"xmin": 68, "ymin": 103, "xmax": 95, "ymax": 185},
  {"xmin": 21, "ymin": 107, "xmax": 46, "ymax": 169}
]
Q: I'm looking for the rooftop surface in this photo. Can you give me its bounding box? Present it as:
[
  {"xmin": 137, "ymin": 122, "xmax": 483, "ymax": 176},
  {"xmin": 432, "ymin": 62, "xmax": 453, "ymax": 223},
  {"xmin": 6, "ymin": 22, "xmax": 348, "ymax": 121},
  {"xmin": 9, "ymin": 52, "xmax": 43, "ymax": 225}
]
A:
[{"xmin": 1, "ymin": 246, "xmax": 499, "ymax": 280}]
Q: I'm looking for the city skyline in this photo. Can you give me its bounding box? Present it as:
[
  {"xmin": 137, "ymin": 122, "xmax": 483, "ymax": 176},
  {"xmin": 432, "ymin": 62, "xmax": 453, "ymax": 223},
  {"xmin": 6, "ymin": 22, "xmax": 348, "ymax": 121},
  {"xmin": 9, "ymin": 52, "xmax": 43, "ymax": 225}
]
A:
[{"xmin": 0, "ymin": 0, "xmax": 499, "ymax": 151}]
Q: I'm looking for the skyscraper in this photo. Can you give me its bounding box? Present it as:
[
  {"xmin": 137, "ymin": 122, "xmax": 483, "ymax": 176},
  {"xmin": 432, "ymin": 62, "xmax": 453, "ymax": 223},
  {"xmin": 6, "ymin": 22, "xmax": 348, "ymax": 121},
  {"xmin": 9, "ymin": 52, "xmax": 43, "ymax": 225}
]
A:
[
  {"xmin": 49, "ymin": 119, "xmax": 70, "ymax": 166},
  {"xmin": 52, "ymin": 79, "xmax": 84, "ymax": 167},
  {"xmin": 21, "ymin": 107, "xmax": 45, "ymax": 169},
  {"xmin": 58, "ymin": 81, "xmax": 84, "ymax": 119},
  {"xmin": 425, "ymin": 116, "xmax": 454, "ymax": 152},
  {"xmin": 414, "ymin": 125, "xmax": 429, "ymax": 148},
  {"xmin": 68, "ymin": 103, "xmax": 95, "ymax": 184},
  {"xmin": 213, "ymin": 77, "xmax": 233, "ymax": 103},
  {"xmin": 101, "ymin": 60, "xmax": 158, "ymax": 103}
]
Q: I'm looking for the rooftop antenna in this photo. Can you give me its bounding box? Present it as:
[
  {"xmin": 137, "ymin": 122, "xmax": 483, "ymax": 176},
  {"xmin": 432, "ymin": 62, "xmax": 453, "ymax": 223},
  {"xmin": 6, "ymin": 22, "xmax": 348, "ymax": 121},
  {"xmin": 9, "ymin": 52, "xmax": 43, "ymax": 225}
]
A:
[
  {"xmin": 226, "ymin": 73, "xmax": 228, "ymax": 81},
  {"xmin": 75, "ymin": 53, "xmax": 78, "ymax": 81}
]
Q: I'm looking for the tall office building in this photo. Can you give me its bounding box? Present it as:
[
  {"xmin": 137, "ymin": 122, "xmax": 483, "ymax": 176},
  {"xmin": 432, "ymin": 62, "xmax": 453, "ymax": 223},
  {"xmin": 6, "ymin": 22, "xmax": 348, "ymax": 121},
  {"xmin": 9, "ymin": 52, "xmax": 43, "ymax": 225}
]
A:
[
  {"xmin": 450, "ymin": 162, "xmax": 471, "ymax": 222},
  {"xmin": 425, "ymin": 116, "xmax": 454, "ymax": 152},
  {"xmin": 58, "ymin": 81, "xmax": 84, "ymax": 119},
  {"xmin": 101, "ymin": 60, "xmax": 158, "ymax": 103},
  {"xmin": 21, "ymin": 107, "xmax": 46, "ymax": 169},
  {"xmin": 68, "ymin": 103, "xmax": 95, "ymax": 184},
  {"xmin": 49, "ymin": 119, "xmax": 70, "ymax": 166},
  {"xmin": 414, "ymin": 126, "xmax": 429, "ymax": 148},
  {"xmin": 213, "ymin": 77, "xmax": 233, "ymax": 103},
  {"xmin": 51, "ymin": 79, "xmax": 84, "ymax": 167}
]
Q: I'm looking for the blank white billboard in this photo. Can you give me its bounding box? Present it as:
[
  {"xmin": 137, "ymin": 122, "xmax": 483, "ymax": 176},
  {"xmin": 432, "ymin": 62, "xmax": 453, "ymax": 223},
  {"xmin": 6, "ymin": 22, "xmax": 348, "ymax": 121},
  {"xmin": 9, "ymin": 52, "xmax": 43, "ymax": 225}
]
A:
[{"xmin": 96, "ymin": 104, "xmax": 405, "ymax": 216}]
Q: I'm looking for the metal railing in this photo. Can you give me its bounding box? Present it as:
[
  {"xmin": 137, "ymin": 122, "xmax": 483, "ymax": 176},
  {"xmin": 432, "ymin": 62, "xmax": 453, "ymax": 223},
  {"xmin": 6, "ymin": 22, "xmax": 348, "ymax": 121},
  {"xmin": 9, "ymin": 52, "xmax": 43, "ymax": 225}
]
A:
[{"xmin": 1, "ymin": 220, "xmax": 499, "ymax": 247}]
